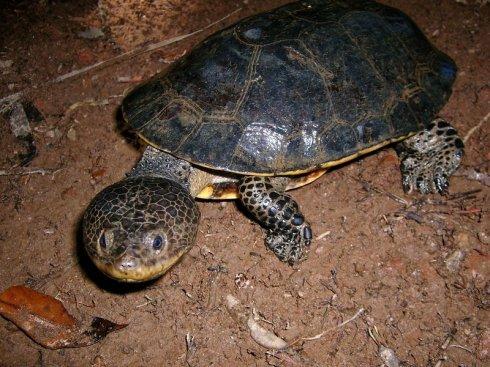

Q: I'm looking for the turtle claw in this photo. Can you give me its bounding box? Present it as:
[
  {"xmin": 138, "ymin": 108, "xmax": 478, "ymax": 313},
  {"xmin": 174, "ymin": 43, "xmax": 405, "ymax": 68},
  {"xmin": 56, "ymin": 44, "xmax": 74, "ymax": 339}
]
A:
[
  {"xmin": 398, "ymin": 119, "xmax": 464, "ymax": 195},
  {"xmin": 265, "ymin": 222, "xmax": 312, "ymax": 265},
  {"xmin": 434, "ymin": 172, "xmax": 450, "ymax": 194},
  {"xmin": 401, "ymin": 156, "xmax": 454, "ymax": 195}
]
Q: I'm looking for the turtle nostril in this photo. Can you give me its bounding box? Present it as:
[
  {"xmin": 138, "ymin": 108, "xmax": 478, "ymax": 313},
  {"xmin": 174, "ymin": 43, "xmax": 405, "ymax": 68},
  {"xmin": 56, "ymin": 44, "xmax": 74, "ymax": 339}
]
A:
[{"xmin": 116, "ymin": 255, "xmax": 137, "ymax": 270}]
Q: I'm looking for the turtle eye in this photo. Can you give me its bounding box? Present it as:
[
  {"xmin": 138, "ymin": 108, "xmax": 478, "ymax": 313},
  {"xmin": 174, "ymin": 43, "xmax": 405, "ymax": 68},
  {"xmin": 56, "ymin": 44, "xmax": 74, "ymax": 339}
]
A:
[
  {"xmin": 99, "ymin": 233, "xmax": 107, "ymax": 249},
  {"xmin": 99, "ymin": 230, "xmax": 113, "ymax": 251},
  {"xmin": 152, "ymin": 235, "xmax": 165, "ymax": 250}
]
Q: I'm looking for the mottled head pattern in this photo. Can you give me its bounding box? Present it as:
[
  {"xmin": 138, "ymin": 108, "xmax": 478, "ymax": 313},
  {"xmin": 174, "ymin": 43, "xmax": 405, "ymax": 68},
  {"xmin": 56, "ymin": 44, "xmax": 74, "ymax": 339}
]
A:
[{"xmin": 83, "ymin": 176, "xmax": 200, "ymax": 282}]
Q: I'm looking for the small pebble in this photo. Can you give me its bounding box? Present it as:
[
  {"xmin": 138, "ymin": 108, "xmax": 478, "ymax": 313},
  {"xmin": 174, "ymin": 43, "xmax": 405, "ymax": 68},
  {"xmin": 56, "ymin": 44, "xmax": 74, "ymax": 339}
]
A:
[
  {"xmin": 426, "ymin": 240, "xmax": 439, "ymax": 254},
  {"xmin": 0, "ymin": 60, "xmax": 13, "ymax": 68},
  {"xmin": 67, "ymin": 127, "xmax": 77, "ymax": 141},
  {"xmin": 454, "ymin": 231, "xmax": 471, "ymax": 250},
  {"xmin": 91, "ymin": 355, "xmax": 107, "ymax": 367},
  {"xmin": 379, "ymin": 346, "xmax": 400, "ymax": 367},
  {"xmin": 235, "ymin": 273, "xmax": 250, "ymax": 289},
  {"xmin": 77, "ymin": 27, "xmax": 104, "ymax": 39},
  {"xmin": 117, "ymin": 76, "xmax": 132, "ymax": 83},
  {"xmin": 477, "ymin": 231, "xmax": 489, "ymax": 245},
  {"xmin": 477, "ymin": 329, "xmax": 490, "ymax": 360},
  {"xmin": 445, "ymin": 250, "xmax": 465, "ymax": 272}
]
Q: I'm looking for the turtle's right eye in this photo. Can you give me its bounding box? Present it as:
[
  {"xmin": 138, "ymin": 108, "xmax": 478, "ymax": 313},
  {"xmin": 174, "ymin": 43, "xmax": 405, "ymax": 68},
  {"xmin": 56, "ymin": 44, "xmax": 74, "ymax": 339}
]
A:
[{"xmin": 99, "ymin": 233, "xmax": 107, "ymax": 249}]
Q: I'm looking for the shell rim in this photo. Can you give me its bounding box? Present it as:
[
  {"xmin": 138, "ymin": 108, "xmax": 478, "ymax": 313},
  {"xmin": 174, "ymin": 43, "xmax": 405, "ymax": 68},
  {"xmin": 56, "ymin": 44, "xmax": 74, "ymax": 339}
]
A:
[{"xmin": 137, "ymin": 132, "xmax": 414, "ymax": 176}]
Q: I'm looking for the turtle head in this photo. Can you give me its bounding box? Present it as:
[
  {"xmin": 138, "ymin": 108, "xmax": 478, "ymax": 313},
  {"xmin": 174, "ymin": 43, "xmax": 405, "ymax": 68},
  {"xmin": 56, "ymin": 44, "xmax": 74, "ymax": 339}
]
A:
[{"xmin": 82, "ymin": 176, "xmax": 200, "ymax": 282}]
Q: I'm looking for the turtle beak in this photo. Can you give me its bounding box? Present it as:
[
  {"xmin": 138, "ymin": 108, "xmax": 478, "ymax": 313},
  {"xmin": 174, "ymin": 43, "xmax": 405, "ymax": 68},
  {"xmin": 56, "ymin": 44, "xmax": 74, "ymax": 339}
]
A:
[
  {"xmin": 94, "ymin": 245, "xmax": 189, "ymax": 283},
  {"xmin": 114, "ymin": 253, "xmax": 138, "ymax": 273}
]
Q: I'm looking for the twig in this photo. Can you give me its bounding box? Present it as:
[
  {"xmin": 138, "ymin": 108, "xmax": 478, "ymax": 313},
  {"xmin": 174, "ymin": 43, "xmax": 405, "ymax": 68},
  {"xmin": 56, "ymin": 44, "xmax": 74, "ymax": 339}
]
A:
[
  {"xmin": 441, "ymin": 334, "xmax": 453, "ymax": 350},
  {"xmin": 434, "ymin": 356, "xmax": 447, "ymax": 367},
  {"xmin": 453, "ymin": 168, "xmax": 490, "ymax": 186},
  {"xmin": 447, "ymin": 189, "xmax": 482, "ymax": 200},
  {"xmin": 51, "ymin": 8, "xmax": 242, "ymax": 84},
  {"xmin": 315, "ymin": 230, "xmax": 331, "ymax": 240},
  {"xmin": 0, "ymin": 167, "xmax": 62, "ymax": 177},
  {"xmin": 135, "ymin": 295, "xmax": 157, "ymax": 308},
  {"xmin": 463, "ymin": 112, "xmax": 489, "ymax": 143},
  {"xmin": 434, "ymin": 329, "xmax": 457, "ymax": 367},
  {"xmin": 299, "ymin": 307, "xmax": 365, "ymax": 342},
  {"xmin": 265, "ymin": 350, "xmax": 323, "ymax": 367},
  {"xmin": 354, "ymin": 177, "xmax": 409, "ymax": 206},
  {"xmin": 448, "ymin": 344, "xmax": 473, "ymax": 354},
  {"xmin": 185, "ymin": 333, "xmax": 196, "ymax": 367},
  {"xmin": 61, "ymin": 98, "xmax": 110, "ymax": 127},
  {"xmin": 64, "ymin": 98, "xmax": 110, "ymax": 115},
  {"xmin": 337, "ymin": 307, "xmax": 365, "ymax": 328}
]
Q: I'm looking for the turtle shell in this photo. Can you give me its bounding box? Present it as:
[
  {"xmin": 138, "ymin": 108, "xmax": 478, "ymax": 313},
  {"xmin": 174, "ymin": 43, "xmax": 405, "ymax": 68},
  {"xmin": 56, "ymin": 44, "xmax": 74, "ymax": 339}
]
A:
[{"xmin": 122, "ymin": 0, "xmax": 457, "ymax": 175}]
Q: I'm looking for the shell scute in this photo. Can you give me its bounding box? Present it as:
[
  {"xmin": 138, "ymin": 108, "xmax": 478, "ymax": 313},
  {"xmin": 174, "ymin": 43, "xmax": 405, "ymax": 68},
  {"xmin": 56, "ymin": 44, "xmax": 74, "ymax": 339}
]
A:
[{"xmin": 122, "ymin": 0, "xmax": 456, "ymax": 175}]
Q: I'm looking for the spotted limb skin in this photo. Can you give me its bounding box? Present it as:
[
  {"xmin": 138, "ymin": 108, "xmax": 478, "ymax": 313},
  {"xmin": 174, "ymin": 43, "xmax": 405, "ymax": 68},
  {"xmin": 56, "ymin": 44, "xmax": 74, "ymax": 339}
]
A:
[
  {"xmin": 82, "ymin": 176, "xmax": 200, "ymax": 282},
  {"xmin": 396, "ymin": 118, "xmax": 464, "ymax": 194},
  {"xmin": 238, "ymin": 176, "xmax": 312, "ymax": 264}
]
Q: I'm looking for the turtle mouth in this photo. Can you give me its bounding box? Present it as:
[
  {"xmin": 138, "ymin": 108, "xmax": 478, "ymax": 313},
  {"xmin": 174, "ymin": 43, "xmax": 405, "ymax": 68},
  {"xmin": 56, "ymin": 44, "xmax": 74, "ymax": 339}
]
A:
[{"xmin": 92, "ymin": 248, "xmax": 188, "ymax": 283}]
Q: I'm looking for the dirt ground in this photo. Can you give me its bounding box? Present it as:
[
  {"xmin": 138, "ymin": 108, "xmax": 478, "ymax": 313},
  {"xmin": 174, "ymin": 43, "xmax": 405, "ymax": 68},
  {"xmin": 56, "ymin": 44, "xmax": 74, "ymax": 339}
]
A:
[{"xmin": 0, "ymin": 0, "xmax": 488, "ymax": 366}]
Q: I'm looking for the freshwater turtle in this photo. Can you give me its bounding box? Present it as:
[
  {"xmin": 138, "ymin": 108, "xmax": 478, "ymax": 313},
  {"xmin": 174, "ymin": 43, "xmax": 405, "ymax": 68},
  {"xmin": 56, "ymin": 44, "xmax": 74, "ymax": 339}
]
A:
[{"xmin": 83, "ymin": 0, "xmax": 464, "ymax": 282}]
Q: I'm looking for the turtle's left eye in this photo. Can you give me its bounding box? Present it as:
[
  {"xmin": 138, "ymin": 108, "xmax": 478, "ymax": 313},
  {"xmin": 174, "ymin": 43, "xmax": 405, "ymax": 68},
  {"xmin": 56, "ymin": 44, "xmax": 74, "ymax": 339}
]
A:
[{"xmin": 152, "ymin": 235, "xmax": 165, "ymax": 250}]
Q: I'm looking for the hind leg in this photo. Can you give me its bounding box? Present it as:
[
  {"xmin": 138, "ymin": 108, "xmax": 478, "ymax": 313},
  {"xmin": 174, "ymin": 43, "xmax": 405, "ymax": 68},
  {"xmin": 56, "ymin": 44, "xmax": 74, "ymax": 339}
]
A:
[
  {"xmin": 396, "ymin": 118, "xmax": 464, "ymax": 194},
  {"xmin": 238, "ymin": 176, "xmax": 312, "ymax": 264}
]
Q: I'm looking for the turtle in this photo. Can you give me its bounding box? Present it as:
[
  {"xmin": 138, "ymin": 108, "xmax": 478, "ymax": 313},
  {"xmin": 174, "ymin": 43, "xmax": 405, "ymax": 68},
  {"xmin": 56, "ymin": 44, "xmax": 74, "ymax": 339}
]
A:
[{"xmin": 83, "ymin": 0, "xmax": 464, "ymax": 282}]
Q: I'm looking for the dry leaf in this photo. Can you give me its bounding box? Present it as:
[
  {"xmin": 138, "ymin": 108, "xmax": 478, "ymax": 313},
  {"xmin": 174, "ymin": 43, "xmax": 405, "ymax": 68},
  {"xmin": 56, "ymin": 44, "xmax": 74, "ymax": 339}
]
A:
[{"xmin": 0, "ymin": 285, "xmax": 127, "ymax": 349}]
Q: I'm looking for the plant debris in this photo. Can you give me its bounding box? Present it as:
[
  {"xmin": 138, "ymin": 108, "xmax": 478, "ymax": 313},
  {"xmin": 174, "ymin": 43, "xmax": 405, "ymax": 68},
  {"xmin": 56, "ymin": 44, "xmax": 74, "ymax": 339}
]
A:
[
  {"xmin": 225, "ymin": 294, "xmax": 287, "ymax": 350},
  {"xmin": 0, "ymin": 285, "xmax": 127, "ymax": 349},
  {"xmin": 368, "ymin": 327, "xmax": 400, "ymax": 367},
  {"xmin": 247, "ymin": 313, "xmax": 288, "ymax": 350},
  {"xmin": 77, "ymin": 27, "xmax": 105, "ymax": 39},
  {"xmin": 0, "ymin": 93, "xmax": 39, "ymax": 166}
]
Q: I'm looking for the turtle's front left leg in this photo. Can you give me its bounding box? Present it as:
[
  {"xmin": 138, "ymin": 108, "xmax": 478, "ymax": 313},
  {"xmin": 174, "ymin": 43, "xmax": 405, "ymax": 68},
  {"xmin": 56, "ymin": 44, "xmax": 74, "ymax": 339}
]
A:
[
  {"xmin": 238, "ymin": 176, "xmax": 312, "ymax": 264},
  {"xmin": 396, "ymin": 118, "xmax": 464, "ymax": 194}
]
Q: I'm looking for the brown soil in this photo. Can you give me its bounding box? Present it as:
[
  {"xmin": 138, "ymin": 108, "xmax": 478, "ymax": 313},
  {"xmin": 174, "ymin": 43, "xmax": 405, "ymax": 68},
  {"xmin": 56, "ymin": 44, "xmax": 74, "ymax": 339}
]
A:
[{"xmin": 0, "ymin": 1, "xmax": 488, "ymax": 366}]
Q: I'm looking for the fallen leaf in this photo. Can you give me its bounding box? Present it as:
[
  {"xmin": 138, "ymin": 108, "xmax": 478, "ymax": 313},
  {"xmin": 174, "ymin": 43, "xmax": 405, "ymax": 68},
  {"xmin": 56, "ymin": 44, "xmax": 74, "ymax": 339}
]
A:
[{"xmin": 0, "ymin": 285, "xmax": 127, "ymax": 349}]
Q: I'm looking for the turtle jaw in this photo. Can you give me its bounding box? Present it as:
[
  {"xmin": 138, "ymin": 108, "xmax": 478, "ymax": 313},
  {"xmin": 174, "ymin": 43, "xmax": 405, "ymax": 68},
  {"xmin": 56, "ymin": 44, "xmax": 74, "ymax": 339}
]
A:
[{"xmin": 92, "ymin": 247, "xmax": 189, "ymax": 283}]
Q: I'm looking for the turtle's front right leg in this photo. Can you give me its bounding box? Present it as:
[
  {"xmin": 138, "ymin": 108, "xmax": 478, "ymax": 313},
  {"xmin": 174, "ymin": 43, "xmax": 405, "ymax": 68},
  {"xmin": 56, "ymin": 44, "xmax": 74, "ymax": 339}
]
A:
[{"xmin": 238, "ymin": 176, "xmax": 312, "ymax": 264}]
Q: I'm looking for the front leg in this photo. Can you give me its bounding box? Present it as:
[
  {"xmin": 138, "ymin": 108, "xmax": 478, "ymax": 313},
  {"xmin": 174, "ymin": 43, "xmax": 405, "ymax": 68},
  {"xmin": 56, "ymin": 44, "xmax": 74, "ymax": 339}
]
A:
[
  {"xmin": 238, "ymin": 176, "xmax": 312, "ymax": 264},
  {"xmin": 396, "ymin": 118, "xmax": 464, "ymax": 194}
]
